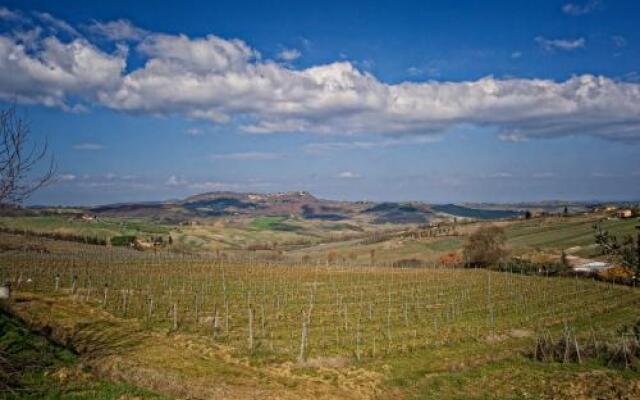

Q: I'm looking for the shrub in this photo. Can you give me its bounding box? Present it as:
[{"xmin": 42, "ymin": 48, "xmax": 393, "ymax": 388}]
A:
[
  {"xmin": 110, "ymin": 235, "xmax": 137, "ymax": 247},
  {"xmin": 463, "ymin": 225, "xmax": 508, "ymax": 268},
  {"xmin": 392, "ymin": 258, "xmax": 426, "ymax": 268},
  {"xmin": 497, "ymin": 258, "xmax": 568, "ymax": 276}
]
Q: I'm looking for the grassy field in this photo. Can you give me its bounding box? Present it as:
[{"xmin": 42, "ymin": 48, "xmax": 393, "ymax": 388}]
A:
[
  {"xmin": 1, "ymin": 229, "xmax": 640, "ymax": 399},
  {"xmin": 0, "ymin": 215, "xmax": 170, "ymax": 241},
  {"xmin": 287, "ymin": 212, "xmax": 638, "ymax": 266},
  {"xmin": 3, "ymin": 209, "xmax": 634, "ymax": 263},
  {"xmin": 0, "ymin": 310, "xmax": 168, "ymax": 399},
  {"xmin": 504, "ymin": 214, "xmax": 639, "ymax": 257}
]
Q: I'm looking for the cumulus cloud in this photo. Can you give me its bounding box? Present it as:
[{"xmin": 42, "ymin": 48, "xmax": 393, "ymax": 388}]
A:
[
  {"xmin": 1, "ymin": 11, "xmax": 640, "ymax": 142},
  {"xmin": 88, "ymin": 19, "xmax": 148, "ymax": 41},
  {"xmin": 0, "ymin": 34, "xmax": 125, "ymax": 107},
  {"xmin": 34, "ymin": 12, "xmax": 80, "ymax": 37},
  {"xmin": 277, "ymin": 48, "xmax": 301, "ymax": 62},
  {"xmin": 536, "ymin": 36, "xmax": 586, "ymax": 51},
  {"xmin": 562, "ymin": 1, "xmax": 601, "ymax": 15},
  {"xmin": 72, "ymin": 143, "xmax": 104, "ymax": 151},
  {"xmin": 209, "ymin": 152, "xmax": 280, "ymax": 160},
  {"xmin": 0, "ymin": 7, "xmax": 21, "ymax": 20}
]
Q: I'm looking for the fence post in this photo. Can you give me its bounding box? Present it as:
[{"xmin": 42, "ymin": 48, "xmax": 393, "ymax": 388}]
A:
[{"xmin": 298, "ymin": 311, "xmax": 308, "ymax": 363}]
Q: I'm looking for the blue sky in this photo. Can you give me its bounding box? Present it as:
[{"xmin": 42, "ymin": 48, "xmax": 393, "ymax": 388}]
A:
[{"xmin": 0, "ymin": 0, "xmax": 639, "ymax": 205}]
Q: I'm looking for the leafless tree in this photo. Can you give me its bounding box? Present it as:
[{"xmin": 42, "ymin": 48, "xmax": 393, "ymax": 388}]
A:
[{"xmin": 0, "ymin": 105, "xmax": 55, "ymax": 205}]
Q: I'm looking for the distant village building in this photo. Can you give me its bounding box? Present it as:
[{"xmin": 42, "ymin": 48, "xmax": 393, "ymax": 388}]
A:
[
  {"xmin": 0, "ymin": 283, "xmax": 10, "ymax": 299},
  {"xmin": 565, "ymin": 255, "xmax": 611, "ymax": 273},
  {"xmin": 617, "ymin": 209, "xmax": 633, "ymax": 219},
  {"xmin": 573, "ymin": 261, "xmax": 611, "ymax": 273}
]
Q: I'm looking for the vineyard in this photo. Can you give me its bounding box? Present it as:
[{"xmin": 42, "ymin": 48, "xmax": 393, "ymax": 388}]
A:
[
  {"xmin": 2, "ymin": 230, "xmax": 640, "ymax": 398},
  {"xmin": 2, "ymin": 234, "xmax": 638, "ymax": 362}
]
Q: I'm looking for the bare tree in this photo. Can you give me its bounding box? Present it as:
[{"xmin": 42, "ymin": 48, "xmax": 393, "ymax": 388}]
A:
[{"xmin": 0, "ymin": 105, "xmax": 55, "ymax": 204}]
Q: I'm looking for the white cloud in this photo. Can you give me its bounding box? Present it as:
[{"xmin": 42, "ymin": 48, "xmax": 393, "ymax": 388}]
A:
[
  {"xmin": 209, "ymin": 152, "xmax": 280, "ymax": 160},
  {"xmin": 88, "ymin": 19, "xmax": 148, "ymax": 41},
  {"xmin": 72, "ymin": 143, "xmax": 104, "ymax": 151},
  {"xmin": 58, "ymin": 173, "xmax": 76, "ymax": 181},
  {"xmin": 188, "ymin": 181, "xmax": 240, "ymax": 191},
  {"xmin": 337, "ymin": 171, "xmax": 362, "ymax": 179},
  {"xmin": 0, "ymin": 7, "xmax": 20, "ymax": 20},
  {"xmin": 562, "ymin": 1, "xmax": 600, "ymax": 15},
  {"xmin": 185, "ymin": 127, "xmax": 204, "ymax": 136},
  {"xmin": 611, "ymin": 35, "xmax": 627, "ymax": 48},
  {"xmin": 532, "ymin": 172, "xmax": 555, "ymax": 179},
  {"xmin": 489, "ymin": 172, "xmax": 513, "ymax": 178},
  {"xmin": 511, "ymin": 51, "xmax": 522, "ymax": 59},
  {"xmin": 165, "ymin": 175, "xmax": 188, "ymax": 186},
  {"xmin": 536, "ymin": 36, "xmax": 586, "ymax": 51},
  {"xmin": 407, "ymin": 66, "xmax": 423, "ymax": 76},
  {"xmin": 498, "ymin": 133, "xmax": 528, "ymax": 143},
  {"xmin": 304, "ymin": 136, "xmax": 441, "ymax": 154},
  {"xmin": 277, "ymin": 48, "xmax": 301, "ymax": 62},
  {"xmin": 0, "ymin": 11, "xmax": 640, "ymax": 143},
  {"xmin": 34, "ymin": 12, "xmax": 80, "ymax": 37},
  {"xmin": 0, "ymin": 34, "xmax": 125, "ymax": 107}
]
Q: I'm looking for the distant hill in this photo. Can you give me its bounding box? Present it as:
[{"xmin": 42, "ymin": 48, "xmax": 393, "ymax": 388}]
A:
[
  {"xmin": 432, "ymin": 204, "xmax": 523, "ymax": 219},
  {"xmin": 363, "ymin": 202, "xmax": 432, "ymax": 224},
  {"xmin": 85, "ymin": 192, "xmax": 562, "ymax": 224},
  {"xmin": 87, "ymin": 191, "xmax": 438, "ymax": 225},
  {"xmin": 90, "ymin": 191, "xmax": 364, "ymax": 222}
]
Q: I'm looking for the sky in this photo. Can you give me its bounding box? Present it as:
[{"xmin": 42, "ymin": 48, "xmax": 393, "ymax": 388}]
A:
[{"xmin": 0, "ymin": 0, "xmax": 639, "ymax": 205}]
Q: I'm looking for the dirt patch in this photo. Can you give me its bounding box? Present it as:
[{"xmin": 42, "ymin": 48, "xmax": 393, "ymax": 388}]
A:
[
  {"xmin": 509, "ymin": 329, "xmax": 533, "ymax": 338},
  {"xmin": 542, "ymin": 370, "xmax": 640, "ymax": 400}
]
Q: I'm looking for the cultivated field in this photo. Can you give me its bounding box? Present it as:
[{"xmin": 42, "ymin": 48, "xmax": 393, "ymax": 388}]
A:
[{"xmin": 2, "ymin": 225, "xmax": 640, "ymax": 399}]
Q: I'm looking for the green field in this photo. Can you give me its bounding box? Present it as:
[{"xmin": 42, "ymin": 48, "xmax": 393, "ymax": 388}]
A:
[
  {"xmin": 0, "ymin": 215, "xmax": 169, "ymax": 240},
  {"xmin": 504, "ymin": 214, "xmax": 639, "ymax": 257}
]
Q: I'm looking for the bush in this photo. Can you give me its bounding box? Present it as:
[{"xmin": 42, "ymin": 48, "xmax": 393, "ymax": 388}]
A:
[
  {"xmin": 110, "ymin": 235, "xmax": 137, "ymax": 247},
  {"xmin": 497, "ymin": 258, "xmax": 568, "ymax": 276},
  {"xmin": 463, "ymin": 225, "xmax": 508, "ymax": 268},
  {"xmin": 0, "ymin": 227, "xmax": 106, "ymax": 246},
  {"xmin": 392, "ymin": 258, "xmax": 426, "ymax": 268},
  {"xmin": 532, "ymin": 320, "xmax": 640, "ymax": 369}
]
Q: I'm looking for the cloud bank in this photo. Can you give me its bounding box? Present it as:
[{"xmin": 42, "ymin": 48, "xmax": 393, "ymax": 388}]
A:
[{"xmin": 1, "ymin": 8, "xmax": 640, "ymax": 141}]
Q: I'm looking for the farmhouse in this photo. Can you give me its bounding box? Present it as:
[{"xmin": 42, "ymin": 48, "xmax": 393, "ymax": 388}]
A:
[
  {"xmin": 573, "ymin": 261, "xmax": 611, "ymax": 273},
  {"xmin": 565, "ymin": 255, "xmax": 611, "ymax": 273},
  {"xmin": 616, "ymin": 209, "xmax": 633, "ymax": 219}
]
